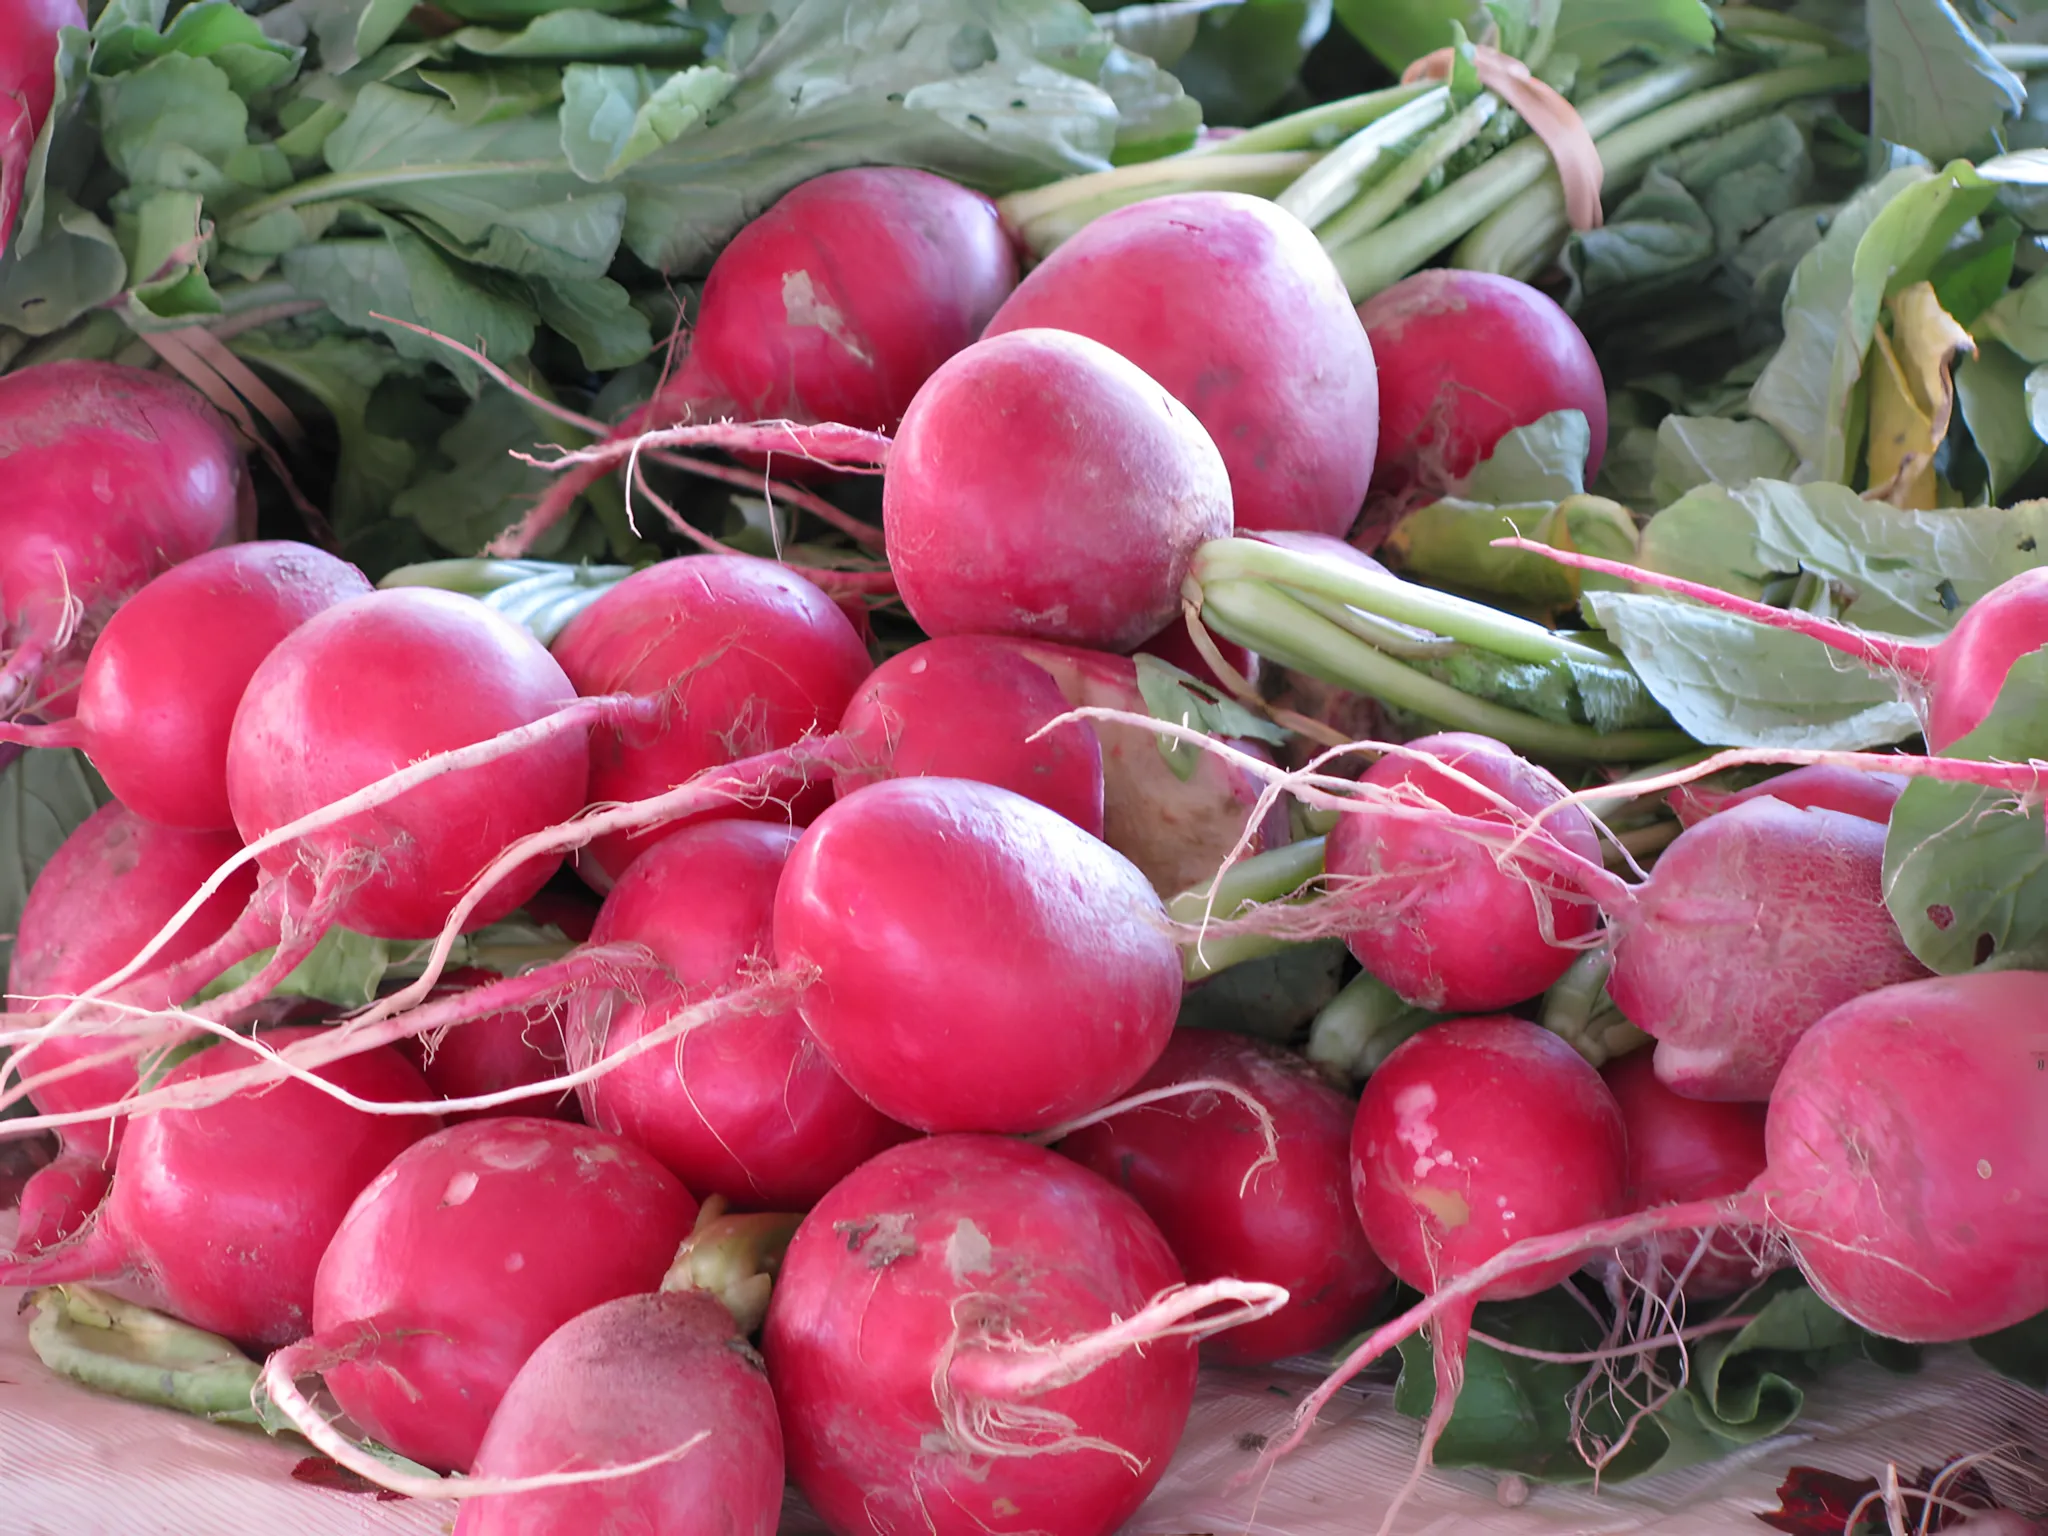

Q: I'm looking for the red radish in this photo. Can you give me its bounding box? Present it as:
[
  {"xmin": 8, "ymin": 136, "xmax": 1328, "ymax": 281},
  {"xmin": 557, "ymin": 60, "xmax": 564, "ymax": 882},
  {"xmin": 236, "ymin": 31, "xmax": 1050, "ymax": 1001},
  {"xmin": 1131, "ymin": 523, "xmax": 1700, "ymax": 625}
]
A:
[
  {"xmin": 773, "ymin": 778, "xmax": 1182, "ymax": 1134},
  {"xmin": 11, "ymin": 1155, "xmax": 106, "ymax": 1257},
  {"xmin": 0, "ymin": 543, "xmax": 371, "ymax": 829},
  {"xmin": 3, "ymin": 805, "xmax": 257, "ymax": 1214},
  {"xmin": 454, "ymin": 1290, "xmax": 783, "ymax": 1536},
  {"xmin": 832, "ymin": 633, "xmax": 1106, "ymax": 837},
  {"xmin": 981, "ymin": 192, "xmax": 1378, "ymax": 538},
  {"xmin": 291, "ymin": 1117, "xmax": 697, "ymax": 1472},
  {"xmin": 1598, "ymin": 1049, "xmax": 1775, "ymax": 1300},
  {"xmin": 1134, "ymin": 617, "xmax": 1260, "ymax": 695},
  {"xmin": 573, "ymin": 820, "xmax": 913, "ymax": 1209},
  {"xmin": 1325, "ymin": 730, "xmax": 1604, "ymax": 1012},
  {"xmin": 1357, "ymin": 270, "xmax": 1607, "ymax": 514},
  {"xmin": 1057, "ymin": 1030, "xmax": 1391, "ymax": 1365},
  {"xmin": 0, "ymin": 362, "xmax": 248, "ymax": 718},
  {"xmin": 1494, "ymin": 538, "xmax": 2048, "ymax": 752},
  {"xmin": 400, "ymin": 967, "xmax": 578, "ymax": 1125},
  {"xmin": 0, "ymin": 1027, "xmax": 440, "ymax": 1347},
  {"xmin": 1607, "ymin": 798, "xmax": 1929, "ymax": 1101},
  {"xmin": 1349, "ymin": 1019, "xmax": 1628, "ymax": 1486},
  {"xmin": 0, "ymin": 0, "xmax": 82, "ymax": 257},
  {"xmin": 499, "ymin": 167, "xmax": 1016, "ymax": 554},
  {"xmin": 883, "ymin": 327, "xmax": 1234, "ymax": 652},
  {"xmin": 523, "ymin": 886, "xmax": 600, "ymax": 942},
  {"xmin": 549, "ymin": 554, "xmax": 872, "ymax": 889},
  {"xmin": 764, "ymin": 1135, "xmax": 1282, "ymax": 1536},
  {"xmin": 1669, "ymin": 763, "xmax": 1908, "ymax": 828}
]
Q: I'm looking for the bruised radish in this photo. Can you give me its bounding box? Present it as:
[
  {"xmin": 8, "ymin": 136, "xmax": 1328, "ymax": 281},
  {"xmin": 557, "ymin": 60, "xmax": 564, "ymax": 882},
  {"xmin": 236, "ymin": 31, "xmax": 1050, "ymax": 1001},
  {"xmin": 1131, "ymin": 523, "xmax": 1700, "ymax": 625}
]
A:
[
  {"xmin": 1670, "ymin": 763, "xmax": 1908, "ymax": 829},
  {"xmin": 773, "ymin": 778, "xmax": 1181, "ymax": 1134},
  {"xmin": 0, "ymin": 1027, "xmax": 439, "ymax": 1347},
  {"xmin": 574, "ymin": 820, "xmax": 912, "ymax": 1209},
  {"xmin": 0, "ymin": 362, "xmax": 248, "ymax": 717},
  {"xmin": 982, "ymin": 193, "xmax": 1377, "ymax": 538},
  {"xmin": 399, "ymin": 967, "xmax": 578, "ymax": 1124},
  {"xmin": 1057, "ymin": 1030, "xmax": 1391, "ymax": 1365},
  {"xmin": 0, "ymin": 543, "xmax": 370, "ymax": 829},
  {"xmin": 550, "ymin": 554, "xmax": 872, "ymax": 888},
  {"xmin": 884, "ymin": 328, "xmax": 1234, "ymax": 652},
  {"xmin": 296, "ymin": 1118, "xmax": 697, "ymax": 1472},
  {"xmin": 764, "ymin": 1135, "xmax": 1282, "ymax": 1536},
  {"xmin": 455, "ymin": 1290, "xmax": 783, "ymax": 1536},
  {"xmin": 1, "ymin": 0, "xmax": 81, "ymax": 256}
]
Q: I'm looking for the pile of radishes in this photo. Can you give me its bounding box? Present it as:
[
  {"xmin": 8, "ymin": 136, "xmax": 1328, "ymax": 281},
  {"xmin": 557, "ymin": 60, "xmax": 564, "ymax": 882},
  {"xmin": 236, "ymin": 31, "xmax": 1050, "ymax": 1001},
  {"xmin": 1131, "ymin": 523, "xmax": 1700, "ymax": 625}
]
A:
[{"xmin": 2, "ymin": 157, "xmax": 2043, "ymax": 1536}]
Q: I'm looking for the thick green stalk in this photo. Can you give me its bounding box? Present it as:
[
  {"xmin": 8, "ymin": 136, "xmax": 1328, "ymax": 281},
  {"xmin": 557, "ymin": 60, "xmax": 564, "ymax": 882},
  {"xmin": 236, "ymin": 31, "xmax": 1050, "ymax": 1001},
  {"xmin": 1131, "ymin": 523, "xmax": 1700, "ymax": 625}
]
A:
[
  {"xmin": 1189, "ymin": 82, "xmax": 1436, "ymax": 157},
  {"xmin": 25, "ymin": 1287, "xmax": 263, "ymax": 1425},
  {"xmin": 1275, "ymin": 87, "xmax": 1452, "ymax": 230},
  {"xmin": 1992, "ymin": 45, "xmax": 2048, "ymax": 72},
  {"xmin": 997, "ymin": 152, "xmax": 1317, "ymax": 255},
  {"xmin": 1306, "ymin": 969, "xmax": 1441, "ymax": 1081},
  {"xmin": 220, "ymin": 159, "xmax": 564, "ymax": 234},
  {"xmin": 1539, "ymin": 951, "xmax": 1650, "ymax": 1067},
  {"xmin": 1170, "ymin": 836, "xmax": 1327, "ymax": 982},
  {"xmin": 1316, "ymin": 93, "xmax": 1501, "ymax": 251}
]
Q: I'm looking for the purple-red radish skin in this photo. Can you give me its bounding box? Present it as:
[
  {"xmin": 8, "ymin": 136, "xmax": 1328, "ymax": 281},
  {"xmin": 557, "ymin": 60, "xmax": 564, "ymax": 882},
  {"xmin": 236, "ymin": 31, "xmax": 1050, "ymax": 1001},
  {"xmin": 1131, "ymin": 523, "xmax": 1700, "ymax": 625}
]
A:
[
  {"xmin": 1669, "ymin": 764, "xmax": 1908, "ymax": 829},
  {"xmin": 398, "ymin": 967, "xmax": 578, "ymax": 1125}
]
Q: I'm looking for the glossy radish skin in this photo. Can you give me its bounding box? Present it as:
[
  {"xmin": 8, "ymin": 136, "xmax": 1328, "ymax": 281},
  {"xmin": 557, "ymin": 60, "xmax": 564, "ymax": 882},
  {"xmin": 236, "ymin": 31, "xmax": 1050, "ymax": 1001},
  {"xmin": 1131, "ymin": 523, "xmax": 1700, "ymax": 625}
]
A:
[
  {"xmin": 1669, "ymin": 764, "xmax": 1908, "ymax": 829},
  {"xmin": 5, "ymin": 804, "xmax": 257, "ymax": 1170},
  {"xmin": 1326, "ymin": 731, "xmax": 1603, "ymax": 1012},
  {"xmin": 399, "ymin": 967, "xmax": 578, "ymax": 1125},
  {"xmin": 1608, "ymin": 799, "xmax": 1930, "ymax": 1102},
  {"xmin": 1922, "ymin": 566, "xmax": 2048, "ymax": 748},
  {"xmin": 1599, "ymin": 1049, "xmax": 1775, "ymax": 1300},
  {"xmin": 832, "ymin": 634, "xmax": 1106, "ymax": 837},
  {"xmin": 313, "ymin": 1118, "xmax": 698, "ymax": 1472},
  {"xmin": 773, "ymin": 778, "xmax": 1182, "ymax": 1134},
  {"xmin": 550, "ymin": 555, "xmax": 873, "ymax": 889},
  {"xmin": 0, "ymin": 363, "xmax": 248, "ymax": 718},
  {"xmin": 1357, "ymin": 270, "xmax": 1607, "ymax": 512},
  {"xmin": 0, "ymin": 1028, "xmax": 440, "ymax": 1349},
  {"xmin": 884, "ymin": 328, "xmax": 1235, "ymax": 653},
  {"xmin": 1058, "ymin": 1031, "xmax": 1391, "ymax": 1365},
  {"xmin": 1, "ymin": 1, "xmax": 83, "ymax": 256},
  {"xmin": 455, "ymin": 1291, "xmax": 783, "ymax": 1536},
  {"xmin": 982, "ymin": 193, "xmax": 1377, "ymax": 538},
  {"xmin": 0, "ymin": 543, "xmax": 371, "ymax": 829},
  {"xmin": 227, "ymin": 588, "xmax": 589, "ymax": 939},
  {"xmin": 574, "ymin": 821, "xmax": 912, "ymax": 1210},
  {"xmin": 763, "ymin": 1136, "xmax": 1197, "ymax": 1536},
  {"xmin": 11, "ymin": 1155, "xmax": 108, "ymax": 1257}
]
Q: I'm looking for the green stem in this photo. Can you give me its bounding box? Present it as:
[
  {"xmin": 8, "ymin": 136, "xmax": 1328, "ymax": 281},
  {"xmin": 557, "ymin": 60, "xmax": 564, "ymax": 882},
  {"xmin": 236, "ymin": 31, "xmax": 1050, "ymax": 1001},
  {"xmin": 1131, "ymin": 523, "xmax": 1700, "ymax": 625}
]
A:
[
  {"xmin": 1538, "ymin": 951, "xmax": 1650, "ymax": 1068},
  {"xmin": 1992, "ymin": 44, "xmax": 2048, "ymax": 72},
  {"xmin": 1189, "ymin": 81, "xmax": 1437, "ymax": 157},
  {"xmin": 1274, "ymin": 86, "xmax": 1452, "ymax": 231},
  {"xmin": 1453, "ymin": 52, "xmax": 1870, "ymax": 280},
  {"xmin": 1169, "ymin": 836, "xmax": 1327, "ymax": 983},
  {"xmin": 1305, "ymin": 969, "xmax": 1441, "ymax": 1081},
  {"xmin": 663, "ymin": 1196, "xmax": 803, "ymax": 1337},
  {"xmin": 1575, "ymin": 748, "xmax": 1719, "ymax": 823},
  {"xmin": 221, "ymin": 159, "xmax": 565, "ymax": 233},
  {"xmin": 1716, "ymin": 7, "xmax": 1859, "ymax": 54},
  {"xmin": 25, "ymin": 1287, "xmax": 263, "ymax": 1425},
  {"xmin": 997, "ymin": 152, "xmax": 1318, "ymax": 255},
  {"xmin": 1200, "ymin": 581, "xmax": 1694, "ymax": 763},
  {"xmin": 376, "ymin": 557, "xmax": 577, "ymax": 596},
  {"xmin": 1316, "ymin": 92, "xmax": 1501, "ymax": 251},
  {"xmin": 1193, "ymin": 538, "xmax": 1611, "ymax": 667},
  {"xmin": 1327, "ymin": 57, "xmax": 1728, "ymax": 300},
  {"xmin": 1286, "ymin": 588, "xmax": 1462, "ymax": 658}
]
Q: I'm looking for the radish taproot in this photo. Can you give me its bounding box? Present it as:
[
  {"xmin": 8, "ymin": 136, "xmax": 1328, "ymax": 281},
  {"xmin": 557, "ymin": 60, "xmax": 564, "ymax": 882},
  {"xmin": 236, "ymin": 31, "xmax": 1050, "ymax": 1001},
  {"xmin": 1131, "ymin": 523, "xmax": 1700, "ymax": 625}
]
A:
[
  {"xmin": 1057, "ymin": 1030, "xmax": 1391, "ymax": 1366},
  {"xmin": 982, "ymin": 192, "xmax": 1378, "ymax": 539},
  {"xmin": 0, "ymin": 1026, "xmax": 440, "ymax": 1348},
  {"xmin": 0, "ymin": 362, "xmax": 249, "ymax": 718},
  {"xmin": 762, "ymin": 1134, "xmax": 1285, "ymax": 1536},
  {"xmin": 0, "ymin": 543, "xmax": 372, "ymax": 829},
  {"xmin": 0, "ymin": 0, "xmax": 82, "ymax": 257}
]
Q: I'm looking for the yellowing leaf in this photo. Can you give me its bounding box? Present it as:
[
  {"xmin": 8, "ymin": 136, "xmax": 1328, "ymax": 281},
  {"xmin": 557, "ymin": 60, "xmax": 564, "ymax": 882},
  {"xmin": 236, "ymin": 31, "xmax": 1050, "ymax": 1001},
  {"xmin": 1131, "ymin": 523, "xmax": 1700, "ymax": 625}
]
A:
[{"xmin": 1866, "ymin": 280, "xmax": 1974, "ymax": 510}]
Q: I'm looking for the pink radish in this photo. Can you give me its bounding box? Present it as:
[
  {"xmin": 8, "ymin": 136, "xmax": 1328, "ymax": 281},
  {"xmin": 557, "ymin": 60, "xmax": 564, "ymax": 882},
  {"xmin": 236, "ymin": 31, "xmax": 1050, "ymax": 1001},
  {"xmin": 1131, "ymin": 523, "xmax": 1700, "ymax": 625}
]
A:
[
  {"xmin": 0, "ymin": 1026, "xmax": 439, "ymax": 1347},
  {"xmin": 883, "ymin": 327, "xmax": 1234, "ymax": 652},
  {"xmin": 0, "ymin": 0, "xmax": 82, "ymax": 257},
  {"xmin": 283, "ymin": 1117, "xmax": 697, "ymax": 1472},
  {"xmin": 399, "ymin": 967, "xmax": 578, "ymax": 1125},
  {"xmin": 1058, "ymin": 1030, "xmax": 1391, "ymax": 1365},
  {"xmin": 454, "ymin": 1290, "xmax": 783, "ymax": 1536},
  {"xmin": 773, "ymin": 777, "xmax": 1182, "ymax": 1134},
  {"xmin": 1669, "ymin": 763, "xmax": 1908, "ymax": 828},
  {"xmin": 0, "ymin": 362, "xmax": 248, "ymax": 718},
  {"xmin": 763, "ymin": 1134, "xmax": 1285, "ymax": 1536},
  {"xmin": 1357, "ymin": 270, "xmax": 1607, "ymax": 517},
  {"xmin": 0, "ymin": 543, "xmax": 371, "ymax": 829},
  {"xmin": 573, "ymin": 819, "xmax": 913, "ymax": 1209},
  {"xmin": 982, "ymin": 192, "xmax": 1378, "ymax": 538},
  {"xmin": 549, "ymin": 554, "xmax": 872, "ymax": 889}
]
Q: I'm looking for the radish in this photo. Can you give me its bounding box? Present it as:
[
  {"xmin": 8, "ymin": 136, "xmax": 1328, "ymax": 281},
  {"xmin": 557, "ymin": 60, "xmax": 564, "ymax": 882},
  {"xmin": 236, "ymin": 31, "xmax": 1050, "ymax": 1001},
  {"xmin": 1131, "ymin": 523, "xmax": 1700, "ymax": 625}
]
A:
[
  {"xmin": 762, "ymin": 1134, "xmax": 1286, "ymax": 1536},
  {"xmin": 399, "ymin": 966, "xmax": 578, "ymax": 1125},
  {"xmin": 498, "ymin": 167, "xmax": 1016, "ymax": 554},
  {"xmin": 1325, "ymin": 730, "xmax": 1604, "ymax": 1012},
  {"xmin": 0, "ymin": 362, "xmax": 249, "ymax": 718},
  {"xmin": 0, "ymin": 0, "xmax": 81, "ymax": 257},
  {"xmin": 549, "ymin": 554, "xmax": 873, "ymax": 889},
  {"xmin": 1669, "ymin": 763, "xmax": 1909, "ymax": 828},
  {"xmin": 1598, "ymin": 1048, "xmax": 1776, "ymax": 1301},
  {"xmin": 0, "ymin": 1026, "xmax": 440, "ymax": 1348},
  {"xmin": 454, "ymin": 1290, "xmax": 783, "ymax": 1536},
  {"xmin": 1357, "ymin": 270, "xmax": 1607, "ymax": 516},
  {"xmin": 1135, "ymin": 616, "xmax": 1259, "ymax": 695},
  {"xmin": 833, "ymin": 634, "xmax": 1106, "ymax": 838},
  {"xmin": 773, "ymin": 777, "xmax": 1182, "ymax": 1134},
  {"xmin": 981, "ymin": 192, "xmax": 1378, "ymax": 539},
  {"xmin": 883, "ymin": 328, "xmax": 1235, "ymax": 652},
  {"xmin": 275, "ymin": 1117, "xmax": 697, "ymax": 1472},
  {"xmin": 0, "ymin": 543, "xmax": 371, "ymax": 829},
  {"xmin": 1493, "ymin": 538, "xmax": 2048, "ymax": 751},
  {"xmin": 572, "ymin": 819, "xmax": 913, "ymax": 1209},
  {"xmin": 1057, "ymin": 1030, "xmax": 1392, "ymax": 1366},
  {"xmin": 1607, "ymin": 797, "xmax": 1929, "ymax": 1101}
]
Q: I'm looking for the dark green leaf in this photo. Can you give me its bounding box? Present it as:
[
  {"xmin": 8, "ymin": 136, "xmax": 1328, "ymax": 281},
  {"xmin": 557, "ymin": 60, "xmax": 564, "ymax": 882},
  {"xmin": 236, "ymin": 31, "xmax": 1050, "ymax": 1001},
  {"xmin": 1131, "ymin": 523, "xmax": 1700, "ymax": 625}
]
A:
[
  {"xmin": 1970, "ymin": 1311, "xmax": 2048, "ymax": 1390},
  {"xmin": 1141, "ymin": 0, "xmax": 1328, "ymax": 127},
  {"xmin": 1458, "ymin": 409, "xmax": 1589, "ymax": 503},
  {"xmin": 1330, "ymin": 0, "xmax": 1471, "ymax": 71},
  {"xmin": 0, "ymin": 195, "xmax": 127, "ymax": 337},
  {"xmin": 1929, "ymin": 221, "xmax": 2017, "ymax": 327},
  {"xmin": 0, "ymin": 750, "xmax": 114, "ymax": 980},
  {"xmin": 447, "ymin": 10, "xmax": 710, "ymax": 61},
  {"xmin": 256, "ymin": 0, "xmax": 415, "ymax": 74},
  {"xmin": 1955, "ymin": 340, "xmax": 2044, "ymax": 499},
  {"xmin": 93, "ymin": 2, "xmax": 304, "ymax": 98},
  {"xmin": 438, "ymin": 0, "xmax": 658, "ymax": 21},
  {"xmin": 1383, "ymin": 492, "xmax": 1639, "ymax": 613},
  {"xmin": 1869, "ymin": 0, "xmax": 2026, "ymax": 163},
  {"xmin": 122, "ymin": 189, "xmax": 222, "ymax": 322},
  {"xmin": 94, "ymin": 52, "xmax": 251, "ymax": 198},
  {"xmin": 195, "ymin": 926, "xmax": 392, "ymax": 1009},
  {"xmin": 559, "ymin": 63, "xmax": 735, "ymax": 181},
  {"xmin": 1133, "ymin": 654, "xmax": 1289, "ymax": 782},
  {"xmin": 415, "ymin": 63, "xmax": 564, "ymax": 126},
  {"xmin": 1408, "ymin": 643, "xmax": 1674, "ymax": 734},
  {"xmin": 1547, "ymin": 0, "xmax": 1713, "ymax": 69},
  {"xmin": 532, "ymin": 274, "xmax": 653, "ymax": 369},
  {"xmin": 390, "ymin": 389, "xmax": 598, "ymax": 557},
  {"xmin": 1651, "ymin": 416, "xmax": 1800, "ymax": 502}
]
